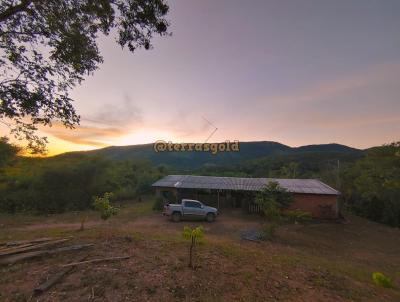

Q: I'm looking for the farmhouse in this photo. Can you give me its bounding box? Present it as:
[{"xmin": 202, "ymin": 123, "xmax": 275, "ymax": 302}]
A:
[{"xmin": 152, "ymin": 175, "xmax": 340, "ymax": 219}]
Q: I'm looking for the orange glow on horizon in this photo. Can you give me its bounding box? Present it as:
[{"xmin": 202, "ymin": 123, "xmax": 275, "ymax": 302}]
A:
[{"xmin": 41, "ymin": 128, "xmax": 179, "ymax": 156}]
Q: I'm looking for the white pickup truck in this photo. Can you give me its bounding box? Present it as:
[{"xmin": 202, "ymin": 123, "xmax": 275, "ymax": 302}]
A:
[{"xmin": 163, "ymin": 199, "xmax": 218, "ymax": 222}]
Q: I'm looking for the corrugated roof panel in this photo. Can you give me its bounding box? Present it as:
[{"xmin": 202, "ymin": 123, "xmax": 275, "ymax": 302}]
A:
[{"xmin": 152, "ymin": 175, "xmax": 340, "ymax": 195}]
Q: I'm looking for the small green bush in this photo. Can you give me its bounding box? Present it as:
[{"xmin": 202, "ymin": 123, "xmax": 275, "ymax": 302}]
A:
[
  {"xmin": 93, "ymin": 192, "xmax": 118, "ymax": 220},
  {"xmin": 372, "ymin": 272, "xmax": 393, "ymax": 288},
  {"xmin": 285, "ymin": 209, "xmax": 312, "ymax": 224}
]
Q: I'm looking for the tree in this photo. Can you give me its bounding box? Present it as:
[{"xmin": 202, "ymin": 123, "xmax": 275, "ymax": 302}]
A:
[
  {"xmin": 0, "ymin": 136, "xmax": 20, "ymax": 167},
  {"xmin": 280, "ymin": 162, "xmax": 299, "ymax": 178},
  {"xmin": 182, "ymin": 226, "xmax": 204, "ymax": 269},
  {"xmin": 0, "ymin": 0, "xmax": 169, "ymax": 153},
  {"xmin": 343, "ymin": 142, "xmax": 400, "ymax": 227},
  {"xmin": 255, "ymin": 181, "xmax": 293, "ymax": 238}
]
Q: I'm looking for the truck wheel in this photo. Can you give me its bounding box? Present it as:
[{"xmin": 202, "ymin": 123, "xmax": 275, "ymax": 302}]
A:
[
  {"xmin": 206, "ymin": 213, "xmax": 215, "ymax": 222},
  {"xmin": 172, "ymin": 212, "xmax": 181, "ymax": 222}
]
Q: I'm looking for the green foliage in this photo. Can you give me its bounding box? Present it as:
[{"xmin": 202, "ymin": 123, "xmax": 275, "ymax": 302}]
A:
[
  {"xmin": 182, "ymin": 226, "xmax": 204, "ymax": 241},
  {"xmin": 256, "ymin": 181, "xmax": 293, "ymax": 222},
  {"xmin": 284, "ymin": 210, "xmax": 312, "ymax": 224},
  {"xmin": 0, "ymin": 156, "xmax": 112, "ymax": 213},
  {"xmin": 256, "ymin": 182, "xmax": 294, "ymax": 239},
  {"xmin": 343, "ymin": 142, "xmax": 400, "ymax": 227},
  {"xmin": 93, "ymin": 192, "xmax": 118, "ymax": 220},
  {"xmin": 0, "ymin": 137, "xmax": 20, "ymax": 168},
  {"xmin": 0, "ymin": 154, "xmax": 166, "ymax": 214},
  {"xmin": 372, "ymin": 272, "xmax": 393, "ymax": 288},
  {"xmin": 182, "ymin": 226, "xmax": 204, "ymax": 268},
  {"xmin": 0, "ymin": 0, "xmax": 169, "ymax": 153},
  {"xmin": 280, "ymin": 162, "xmax": 299, "ymax": 178}
]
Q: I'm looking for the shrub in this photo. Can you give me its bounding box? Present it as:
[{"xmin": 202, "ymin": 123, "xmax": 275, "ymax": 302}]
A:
[
  {"xmin": 256, "ymin": 181, "xmax": 294, "ymax": 221},
  {"xmin": 93, "ymin": 192, "xmax": 118, "ymax": 220},
  {"xmin": 372, "ymin": 272, "xmax": 393, "ymax": 288},
  {"xmin": 256, "ymin": 181, "xmax": 293, "ymax": 239}
]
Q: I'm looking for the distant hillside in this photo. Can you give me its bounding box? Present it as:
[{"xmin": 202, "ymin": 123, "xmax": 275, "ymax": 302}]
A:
[{"xmin": 57, "ymin": 141, "xmax": 364, "ymax": 169}]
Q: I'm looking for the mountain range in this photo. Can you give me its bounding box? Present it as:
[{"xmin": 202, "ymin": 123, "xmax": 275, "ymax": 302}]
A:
[{"xmin": 57, "ymin": 141, "xmax": 364, "ymax": 169}]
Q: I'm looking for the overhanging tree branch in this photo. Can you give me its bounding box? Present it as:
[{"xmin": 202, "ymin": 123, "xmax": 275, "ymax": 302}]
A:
[
  {"xmin": 0, "ymin": 0, "xmax": 33, "ymax": 23},
  {"xmin": 0, "ymin": 0, "xmax": 170, "ymax": 154}
]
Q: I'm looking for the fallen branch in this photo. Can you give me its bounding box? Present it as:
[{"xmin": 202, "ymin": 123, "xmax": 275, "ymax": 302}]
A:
[
  {"xmin": 34, "ymin": 256, "xmax": 88, "ymax": 295},
  {"xmin": 0, "ymin": 238, "xmax": 70, "ymax": 257},
  {"xmin": 60, "ymin": 256, "xmax": 130, "ymax": 267},
  {"xmin": 0, "ymin": 244, "xmax": 94, "ymax": 265},
  {"xmin": 0, "ymin": 242, "xmax": 38, "ymax": 252}
]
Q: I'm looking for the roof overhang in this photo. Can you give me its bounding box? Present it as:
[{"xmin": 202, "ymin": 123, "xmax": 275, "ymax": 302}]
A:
[{"xmin": 152, "ymin": 175, "xmax": 340, "ymax": 195}]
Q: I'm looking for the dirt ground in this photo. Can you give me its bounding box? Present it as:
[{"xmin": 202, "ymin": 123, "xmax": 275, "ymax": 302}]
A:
[{"xmin": 0, "ymin": 201, "xmax": 399, "ymax": 302}]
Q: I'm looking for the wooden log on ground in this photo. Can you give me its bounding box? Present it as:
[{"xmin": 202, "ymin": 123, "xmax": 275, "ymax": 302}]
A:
[
  {"xmin": 0, "ymin": 244, "xmax": 94, "ymax": 265},
  {"xmin": 0, "ymin": 243, "xmax": 38, "ymax": 252},
  {"xmin": 60, "ymin": 256, "xmax": 130, "ymax": 267},
  {"xmin": 0, "ymin": 250, "xmax": 45, "ymax": 265},
  {"xmin": 0, "ymin": 238, "xmax": 70, "ymax": 257},
  {"xmin": 34, "ymin": 256, "xmax": 88, "ymax": 295},
  {"xmin": 0, "ymin": 239, "xmax": 65, "ymax": 253},
  {"xmin": 0, "ymin": 237, "xmax": 60, "ymax": 247}
]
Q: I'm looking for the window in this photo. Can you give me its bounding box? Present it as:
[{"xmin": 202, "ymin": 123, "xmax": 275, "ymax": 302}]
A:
[{"xmin": 185, "ymin": 201, "xmax": 201, "ymax": 208}]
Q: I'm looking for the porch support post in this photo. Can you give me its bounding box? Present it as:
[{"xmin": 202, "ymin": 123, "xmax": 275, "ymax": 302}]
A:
[{"xmin": 217, "ymin": 190, "xmax": 220, "ymax": 210}]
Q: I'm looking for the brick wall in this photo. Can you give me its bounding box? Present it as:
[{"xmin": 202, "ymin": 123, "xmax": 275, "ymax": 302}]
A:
[{"xmin": 290, "ymin": 194, "xmax": 338, "ymax": 219}]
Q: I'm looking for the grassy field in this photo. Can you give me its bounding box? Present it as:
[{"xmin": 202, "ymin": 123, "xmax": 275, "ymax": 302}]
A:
[{"xmin": 0, "ymin": 198, "xmax": 399, "ymax": 301}]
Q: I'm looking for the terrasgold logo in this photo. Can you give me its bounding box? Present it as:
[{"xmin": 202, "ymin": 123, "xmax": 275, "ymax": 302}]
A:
[{"xmin": 153, "ymin": 140, "xmax": 240, "ymax": 154}]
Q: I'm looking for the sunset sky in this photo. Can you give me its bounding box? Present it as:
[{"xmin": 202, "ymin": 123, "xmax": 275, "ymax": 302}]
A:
[{"xmin": 2, "ymin": 0, "xmax": 400, "ymax": 155}]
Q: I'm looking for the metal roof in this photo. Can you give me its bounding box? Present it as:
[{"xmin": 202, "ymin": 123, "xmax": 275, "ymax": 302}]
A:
[{"xmin": 152, "ymin": 175, "xmax": 340, "ymax": 195}]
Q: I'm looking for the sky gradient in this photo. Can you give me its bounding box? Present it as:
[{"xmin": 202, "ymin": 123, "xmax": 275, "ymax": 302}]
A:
[{"xmin": 3, "ymin": 0, "xmax": 400, "ymax": 155}]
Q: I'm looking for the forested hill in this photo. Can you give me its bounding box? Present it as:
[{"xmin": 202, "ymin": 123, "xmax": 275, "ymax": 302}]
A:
[{"xmin": 56, "ymin": 141, "xmax": 364, "ymax": 169}]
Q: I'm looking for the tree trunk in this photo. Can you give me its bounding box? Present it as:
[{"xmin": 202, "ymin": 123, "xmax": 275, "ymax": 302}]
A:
[
  {"xmin": 79, "ymin": 215, "xmax": 87, "ymax": 231},
  {"xmin": 189, "ymin": 236, "xmax": 195, "ymax": 268}
]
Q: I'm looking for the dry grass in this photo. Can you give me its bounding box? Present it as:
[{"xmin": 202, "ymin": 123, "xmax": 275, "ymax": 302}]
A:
[{"xmin": 0, "ymin": 199, "xmax": 399, "ymax": 301}]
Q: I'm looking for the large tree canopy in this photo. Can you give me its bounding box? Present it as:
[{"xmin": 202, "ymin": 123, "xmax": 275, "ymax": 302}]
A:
[{"xmin": 0, "ymin": 0, "xmax": 169, "ymax": 153}]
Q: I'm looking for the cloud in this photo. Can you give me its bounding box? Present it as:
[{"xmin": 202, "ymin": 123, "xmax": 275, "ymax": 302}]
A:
[
  {"xmin": 264, "ymin": 61, "xmax": 400, "ymax": 106},
  {"xmin": 160, "ymin": 109, "xmax": 215, "ymax": 141},
  {"xmin": 252, "ymin": 61, "xmax": 400, "ymax": 131},
  {"xmin": 83, "ymin": 94, "xmax": 143, "ymax": 126},
  {"xmin": 40, "ymin": 122, "xmax": 127, "ymax": 146},
  {"xmin": 50, "ymin": 135, "xmax": 109, "ymax": 147},
  {"xmin": 38, "ymin": 94, "xmax": 146, "ymax": 147}
]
